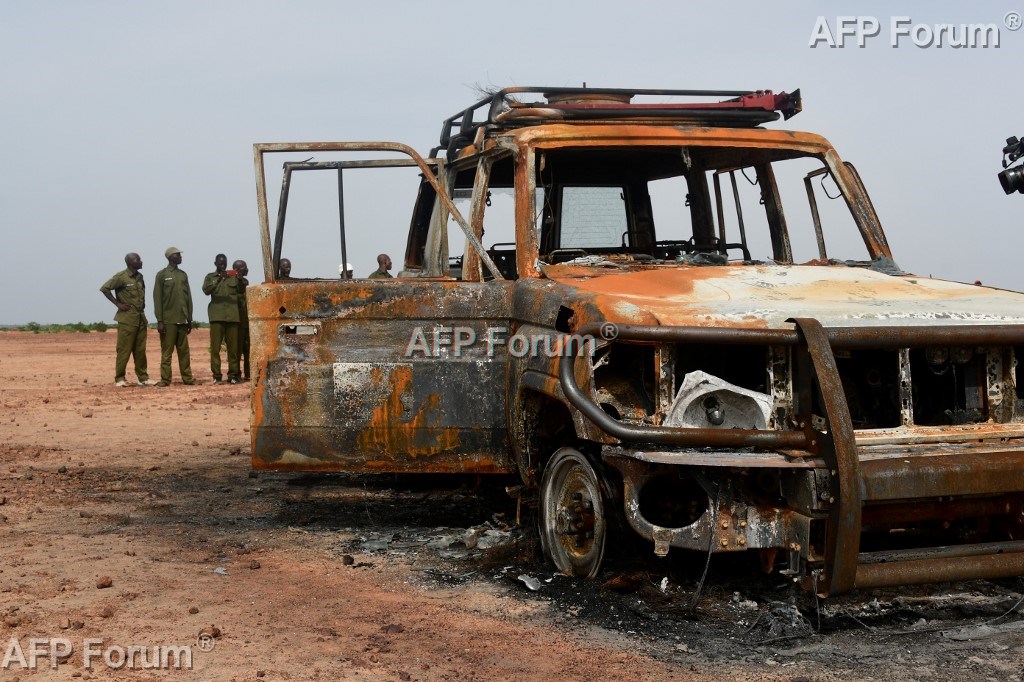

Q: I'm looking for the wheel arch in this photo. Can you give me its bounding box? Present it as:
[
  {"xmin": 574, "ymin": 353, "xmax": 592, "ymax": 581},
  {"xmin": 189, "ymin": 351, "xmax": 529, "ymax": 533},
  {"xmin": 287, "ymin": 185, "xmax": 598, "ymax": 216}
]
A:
[{"xmin": 510, "ymin": 385, "xmax": 578, "ymax": 487}]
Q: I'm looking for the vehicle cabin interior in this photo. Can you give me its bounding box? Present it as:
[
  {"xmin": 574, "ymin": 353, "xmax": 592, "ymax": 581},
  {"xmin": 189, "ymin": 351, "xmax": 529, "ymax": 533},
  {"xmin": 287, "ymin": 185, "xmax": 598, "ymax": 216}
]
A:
[{"xmin": 404, "ymin": 144, "xmax": 852, "ymax": 281}]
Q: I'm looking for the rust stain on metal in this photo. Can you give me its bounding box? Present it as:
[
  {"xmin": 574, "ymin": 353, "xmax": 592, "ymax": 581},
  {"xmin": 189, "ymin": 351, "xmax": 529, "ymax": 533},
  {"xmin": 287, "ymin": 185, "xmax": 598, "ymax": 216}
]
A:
[
  {"xmin": 542, "ymin": 265, "xmax": 1024, "ymax": 330},
  {"xmin": 354, "ymin": 365, "xmax": 462, "ymax": 456}
]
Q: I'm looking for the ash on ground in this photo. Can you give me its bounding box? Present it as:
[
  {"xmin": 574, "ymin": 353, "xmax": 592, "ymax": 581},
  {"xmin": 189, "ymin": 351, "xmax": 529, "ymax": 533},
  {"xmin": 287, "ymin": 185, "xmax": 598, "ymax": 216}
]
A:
[{"xmin": 274, "ymin": 472, "xmax": 1024, "ymax": 679}]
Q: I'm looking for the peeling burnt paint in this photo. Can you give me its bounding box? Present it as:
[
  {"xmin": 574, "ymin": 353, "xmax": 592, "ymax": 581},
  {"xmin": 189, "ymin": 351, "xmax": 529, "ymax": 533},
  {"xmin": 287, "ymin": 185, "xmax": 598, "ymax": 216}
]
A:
[
  {"xmin": 334, "ymin": 362, "xmax": 462, "ymax": 456},
  {"xmin": 541, "ymin": 265, "xmax": 1024, "ymax": 330},
  {"xmin": 250, "ymin": 280, "xmax": 514, "ymax": 473}
]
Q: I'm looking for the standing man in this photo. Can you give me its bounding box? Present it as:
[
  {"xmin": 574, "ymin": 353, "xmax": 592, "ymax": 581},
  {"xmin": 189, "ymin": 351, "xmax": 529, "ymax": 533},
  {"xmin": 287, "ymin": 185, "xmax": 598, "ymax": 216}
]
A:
[
  {"xmin": 153, "ymin": 247, "xmax": 196, "ymax": 387},
  {"xmin": 368, "ymin": 253, "xmax": 393, "ymax": 279},
  {"xmin": 203, "ymin": 253, "xmax": 241, "ymax": 384},
  {"xmin": 233, "ymin": 259, "xmax": 251, "ymax": 382},
  {"xmin": 278, "ymin": 258, "xmax": 292, "ymax": 279},
  {"xmin": 100, "ymin": 252, "xmax": 154, "ymax": 387}
]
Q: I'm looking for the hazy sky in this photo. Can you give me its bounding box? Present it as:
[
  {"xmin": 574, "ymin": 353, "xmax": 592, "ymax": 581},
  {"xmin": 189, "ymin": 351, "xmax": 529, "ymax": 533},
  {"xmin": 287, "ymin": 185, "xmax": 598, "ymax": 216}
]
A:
[{"xmin": 2, "ymin": 0, "xmax": 1022, "ymax": 323}]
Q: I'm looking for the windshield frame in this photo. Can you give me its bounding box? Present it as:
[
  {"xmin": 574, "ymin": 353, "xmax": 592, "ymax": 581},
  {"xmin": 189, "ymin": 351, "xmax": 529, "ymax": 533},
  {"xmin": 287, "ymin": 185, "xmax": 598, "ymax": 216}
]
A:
[{"xmin": 511, "ymin": 129, "xmax": 889, "ymax": 278}]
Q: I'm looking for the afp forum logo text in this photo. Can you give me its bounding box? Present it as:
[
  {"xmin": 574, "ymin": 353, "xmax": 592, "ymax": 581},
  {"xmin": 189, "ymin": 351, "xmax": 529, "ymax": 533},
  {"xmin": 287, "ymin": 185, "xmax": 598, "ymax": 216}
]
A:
[{"xmin": 809, "ymin": 14, "xmax": 1021, "ymax": 48}]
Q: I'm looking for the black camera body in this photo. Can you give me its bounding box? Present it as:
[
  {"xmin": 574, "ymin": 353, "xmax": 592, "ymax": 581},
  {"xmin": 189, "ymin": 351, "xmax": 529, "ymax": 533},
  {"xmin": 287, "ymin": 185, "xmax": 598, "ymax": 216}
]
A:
[{"xmin": 1000, "ymin": 136, "xmax": 1024, "ymax": 194}]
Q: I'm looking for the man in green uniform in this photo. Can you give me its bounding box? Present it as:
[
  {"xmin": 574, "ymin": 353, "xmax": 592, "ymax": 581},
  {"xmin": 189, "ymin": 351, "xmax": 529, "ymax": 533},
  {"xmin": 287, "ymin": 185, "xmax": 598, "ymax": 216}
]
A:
[
  {"xmin": 368, "ymin": 253, "xmax": 393, "ymax": 279},
  {"xmin": 153, "ymin": 247, "xmax": 196, "ymax": 387},
  {"xmin": 233, "ymin": 259, "xmax": 251, "ymax": 382},
  {"xmin": 100, "ymin": 252, "xmax": 154, "ymax": 387},
  {"xmin": 203, "ymin": 253, "xmax": 241, "ymax": 384}
]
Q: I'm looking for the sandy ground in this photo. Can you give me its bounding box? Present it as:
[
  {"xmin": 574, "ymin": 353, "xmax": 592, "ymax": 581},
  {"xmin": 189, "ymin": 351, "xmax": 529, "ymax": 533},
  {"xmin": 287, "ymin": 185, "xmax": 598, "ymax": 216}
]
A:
[{"xmin": 2, "ymin": 330, "xmax": 1024, "ymax": 681}]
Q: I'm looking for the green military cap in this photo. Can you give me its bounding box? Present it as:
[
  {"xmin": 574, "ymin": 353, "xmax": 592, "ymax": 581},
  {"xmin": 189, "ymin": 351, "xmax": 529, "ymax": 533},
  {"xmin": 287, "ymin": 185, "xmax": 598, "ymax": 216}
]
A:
[{"xmin": 165, "ymin": 247, "xmax": 182, "ymax": 258}]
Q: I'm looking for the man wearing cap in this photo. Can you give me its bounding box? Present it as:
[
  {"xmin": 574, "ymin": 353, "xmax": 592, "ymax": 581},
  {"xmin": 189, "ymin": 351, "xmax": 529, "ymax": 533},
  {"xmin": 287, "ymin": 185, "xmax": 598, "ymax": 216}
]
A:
[
  {"xmin": 368, "ymin": 253, "xmax": 393, "ymax": 279},
  {"xmin": 339, "ymin": 262, "xmax": 353, "ymax": 279},
  {"xmin": 100, "ymin": 252, "xmax": 154, "ymax": 387},
  {"xmin": 203, "ymin": 253, "xmax": 241, "ymax": 384},
  {"xmin": 153, "ymin": 247, "xmax": 196, "ymax": 387},
  {"xmin": 233, "ymin": 259, "xmax": 251, "ymax": 382}
]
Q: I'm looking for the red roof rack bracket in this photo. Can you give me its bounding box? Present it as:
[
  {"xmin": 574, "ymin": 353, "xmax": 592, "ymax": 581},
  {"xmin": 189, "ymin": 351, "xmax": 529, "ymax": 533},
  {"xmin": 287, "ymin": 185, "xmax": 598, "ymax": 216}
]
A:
[{"xmin": 764, "ymin": 89, "xmax": 802, "ymax": 120}]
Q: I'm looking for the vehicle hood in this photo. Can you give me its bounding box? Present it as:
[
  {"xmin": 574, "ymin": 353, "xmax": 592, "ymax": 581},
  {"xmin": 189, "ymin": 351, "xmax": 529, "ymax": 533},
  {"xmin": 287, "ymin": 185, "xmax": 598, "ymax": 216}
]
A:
[{"xmin": 542, "ymin": 264, "xmax": 1024, "ymax": 329}]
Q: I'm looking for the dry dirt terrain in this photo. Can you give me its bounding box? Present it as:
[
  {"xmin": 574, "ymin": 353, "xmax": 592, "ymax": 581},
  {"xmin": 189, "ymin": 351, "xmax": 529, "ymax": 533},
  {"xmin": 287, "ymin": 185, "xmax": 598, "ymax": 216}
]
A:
[{"xmin": 2, "ymin": 330, "xmax": 1024, "ymax": 681}]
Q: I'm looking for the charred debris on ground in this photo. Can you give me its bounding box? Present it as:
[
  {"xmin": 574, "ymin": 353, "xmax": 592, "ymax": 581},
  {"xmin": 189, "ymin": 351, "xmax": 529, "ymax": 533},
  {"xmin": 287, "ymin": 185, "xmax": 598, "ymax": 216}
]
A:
[{"xmin": 266, "ymin": 472, "xmax": 1024, "ymax": 661}]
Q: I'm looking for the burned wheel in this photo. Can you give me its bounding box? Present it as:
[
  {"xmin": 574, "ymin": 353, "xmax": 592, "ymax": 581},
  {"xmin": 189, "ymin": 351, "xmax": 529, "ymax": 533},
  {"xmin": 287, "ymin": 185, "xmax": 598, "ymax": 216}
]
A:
[{"xmin": 538, "ymin": 448, "xmax": 607, "ymax": 578}]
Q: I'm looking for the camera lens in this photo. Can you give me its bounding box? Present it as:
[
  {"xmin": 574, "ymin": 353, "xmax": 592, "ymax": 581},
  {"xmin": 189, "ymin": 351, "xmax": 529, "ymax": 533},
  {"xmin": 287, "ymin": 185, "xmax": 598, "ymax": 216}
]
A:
[{"xmin": 999, "ymin": 165, "xmax": 1024, "ymax": 194}]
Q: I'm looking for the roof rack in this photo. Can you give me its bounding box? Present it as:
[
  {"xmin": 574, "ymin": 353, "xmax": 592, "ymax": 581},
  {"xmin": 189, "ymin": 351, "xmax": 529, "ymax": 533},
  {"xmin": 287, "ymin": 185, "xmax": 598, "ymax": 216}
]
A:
[{"xmin": 433, "ymin": 87, "xmax": 802, "ymax": 158}]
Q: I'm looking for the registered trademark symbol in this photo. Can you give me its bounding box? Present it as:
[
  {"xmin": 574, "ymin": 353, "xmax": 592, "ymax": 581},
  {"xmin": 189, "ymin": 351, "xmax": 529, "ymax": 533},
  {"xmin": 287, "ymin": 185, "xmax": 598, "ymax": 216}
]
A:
[
  {"xmin": 1005, "ymin": 11, "xmax": 1022, "ymax": 30},
  {"xmin": 598, "ymin": 322, "xmax": 619, "ymax": 341},
  {"xmin": 196, "ymin": 634, "xmax": 216, "ymax": 652}
]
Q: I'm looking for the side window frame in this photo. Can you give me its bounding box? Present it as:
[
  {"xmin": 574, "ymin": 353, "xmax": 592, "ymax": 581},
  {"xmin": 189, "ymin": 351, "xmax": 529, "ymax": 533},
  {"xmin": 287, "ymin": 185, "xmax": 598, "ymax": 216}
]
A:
[
  {"xmin": 253, "ymin": 142, "xmax": 502, "ymax": 283},
  {"xmin": 457, "ymin": 150, "xmax": 517, "ymax": 282}
]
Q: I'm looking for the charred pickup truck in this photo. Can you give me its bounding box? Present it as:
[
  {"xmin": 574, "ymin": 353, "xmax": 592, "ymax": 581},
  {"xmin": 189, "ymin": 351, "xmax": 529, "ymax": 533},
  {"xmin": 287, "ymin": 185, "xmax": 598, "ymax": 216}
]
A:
[{"xmin": 249, "ymin": 87, "xmax": 1024, "ymax": 596}]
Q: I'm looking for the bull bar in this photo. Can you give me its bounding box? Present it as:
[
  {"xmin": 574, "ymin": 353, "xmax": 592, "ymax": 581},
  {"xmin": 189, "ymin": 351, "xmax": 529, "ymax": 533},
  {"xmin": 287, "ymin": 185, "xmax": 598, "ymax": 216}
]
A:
[{"xmin": 558, "ymin": 320, "xmax": 1024, "ymax": 595}]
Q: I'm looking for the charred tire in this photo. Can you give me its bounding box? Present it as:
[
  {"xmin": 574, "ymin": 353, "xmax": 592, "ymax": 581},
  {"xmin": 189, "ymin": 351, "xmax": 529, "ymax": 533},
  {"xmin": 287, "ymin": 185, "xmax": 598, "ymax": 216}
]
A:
[{"xmin": 538, "ymin": 448, "xmax": 608, "ymax": 578}]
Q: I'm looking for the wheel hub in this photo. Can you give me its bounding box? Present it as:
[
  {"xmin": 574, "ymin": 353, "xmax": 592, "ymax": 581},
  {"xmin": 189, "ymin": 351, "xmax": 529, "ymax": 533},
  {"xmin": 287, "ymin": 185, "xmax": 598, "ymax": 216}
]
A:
[
  {"xmin": 556, "ymin": 491, "xmax": 595, "ymax": 548},
  {"xmin": 539, "ymin": 448, "xmax": 608, "ymax": 578}
]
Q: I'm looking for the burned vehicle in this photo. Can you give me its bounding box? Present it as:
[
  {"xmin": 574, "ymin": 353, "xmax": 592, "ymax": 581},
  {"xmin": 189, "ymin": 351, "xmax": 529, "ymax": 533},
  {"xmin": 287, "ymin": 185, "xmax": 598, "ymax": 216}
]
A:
[{"xmin": 249, "ymin": 87, "xmax": 1024, "ymax": 596}]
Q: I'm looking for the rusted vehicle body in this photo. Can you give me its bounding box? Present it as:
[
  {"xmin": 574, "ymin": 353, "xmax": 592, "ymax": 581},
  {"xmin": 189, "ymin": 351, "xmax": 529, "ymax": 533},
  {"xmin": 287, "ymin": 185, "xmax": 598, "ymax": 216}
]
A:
[{"xmin": 250, "ymin": 87, "xmax": 1024, "ymax": 596}]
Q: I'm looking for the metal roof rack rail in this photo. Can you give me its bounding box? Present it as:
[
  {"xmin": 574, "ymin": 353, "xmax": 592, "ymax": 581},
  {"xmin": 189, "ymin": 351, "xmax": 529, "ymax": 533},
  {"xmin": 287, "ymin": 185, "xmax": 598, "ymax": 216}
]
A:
[{"xmin": 432, "ymin": 87, "xmax": 802, "ymax": 158}]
